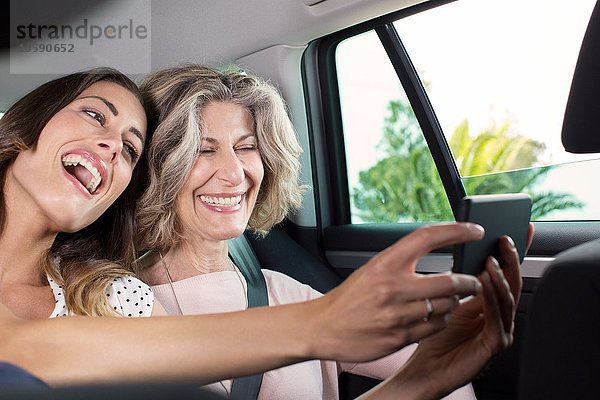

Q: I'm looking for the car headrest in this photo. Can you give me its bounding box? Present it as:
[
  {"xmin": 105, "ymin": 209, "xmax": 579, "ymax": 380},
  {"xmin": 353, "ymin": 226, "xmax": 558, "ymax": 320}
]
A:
[{"xmin": 562, "ymin": 0, "xmax": 600, "ymax": 154}]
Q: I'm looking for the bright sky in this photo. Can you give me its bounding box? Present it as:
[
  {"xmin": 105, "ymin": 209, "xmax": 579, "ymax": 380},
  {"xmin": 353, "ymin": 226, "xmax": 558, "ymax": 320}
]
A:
[
  {"xmin": 336, "ymin": 0, "xmax": 600, "ymax": 220},
  {"xmin": 394, "ymin": 0, "xmax": 596, "ymax": 165}
]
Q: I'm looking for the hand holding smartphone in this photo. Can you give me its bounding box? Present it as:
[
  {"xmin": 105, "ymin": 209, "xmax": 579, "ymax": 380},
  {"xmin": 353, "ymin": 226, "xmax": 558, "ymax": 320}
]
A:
[{"xmin": 453, "ymin": 193, "xmax": 532, "ymax": 275}]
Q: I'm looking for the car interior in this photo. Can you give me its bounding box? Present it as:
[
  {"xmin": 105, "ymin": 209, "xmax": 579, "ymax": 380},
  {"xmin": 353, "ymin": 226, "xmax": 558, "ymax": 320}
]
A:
[{"xmin": 1, "ymin": 0, "xmax": 599, "ymax": 398}]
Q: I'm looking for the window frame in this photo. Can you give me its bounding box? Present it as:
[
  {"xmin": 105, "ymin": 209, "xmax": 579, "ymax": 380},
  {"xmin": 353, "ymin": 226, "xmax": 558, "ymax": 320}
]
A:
[
  {"xmin": 303, "ymin": 0, "xmax": 461, "ymax": 229},
  {"xmin": 302, "ymin": 0, "xmax": 600, "ymax": 252}
]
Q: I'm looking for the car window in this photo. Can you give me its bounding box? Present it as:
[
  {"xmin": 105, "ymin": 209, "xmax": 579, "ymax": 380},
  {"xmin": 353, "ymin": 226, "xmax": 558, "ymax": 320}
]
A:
[
  {"xmin": 337, "ymin": 30, "xmax": 453, "ymax": 224},
  {"xmin": 336, "ymin": 0, "xmax": 599, "ymax": 223}
]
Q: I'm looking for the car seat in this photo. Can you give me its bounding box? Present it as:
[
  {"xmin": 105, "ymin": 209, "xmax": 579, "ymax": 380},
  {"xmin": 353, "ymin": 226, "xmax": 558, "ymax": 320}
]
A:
[{"xmin": 518, "ymin": 1, "xmax": 600, "ymax": 398}]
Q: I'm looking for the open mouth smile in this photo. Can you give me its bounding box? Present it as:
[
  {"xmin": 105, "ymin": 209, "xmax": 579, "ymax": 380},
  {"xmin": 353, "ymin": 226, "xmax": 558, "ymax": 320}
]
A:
[
  {"xmin": 61, "ymin": 153, "xmax": 106, "ymax": 195},
  {"xmin": 199, "ymin": 194, "xmax": 243, "ymax": 206}
]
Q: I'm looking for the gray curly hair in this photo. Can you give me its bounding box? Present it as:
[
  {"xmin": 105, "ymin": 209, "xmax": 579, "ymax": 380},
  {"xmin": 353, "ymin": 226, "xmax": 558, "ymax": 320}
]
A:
[{"xmin": 136, "ymin": 64, "xmax": 305, "ymax": 253}]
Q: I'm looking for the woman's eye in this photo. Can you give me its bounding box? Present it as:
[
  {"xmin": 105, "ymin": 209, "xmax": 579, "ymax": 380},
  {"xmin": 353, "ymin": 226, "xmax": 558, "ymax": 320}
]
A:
[
  {"xmin": 83, "ymin": 109, "xmax": 106, "ymax": 126},
  {"xmin": 235, "ymin": 144, "xmax": 258, "ymax": 152},
  {"xmin": 123, "ymin": 142, "xmax": 139, "ymax": 163},
  {"xmin": 199, "ymin": 148, "xmax": 216, "ymax": 155}
]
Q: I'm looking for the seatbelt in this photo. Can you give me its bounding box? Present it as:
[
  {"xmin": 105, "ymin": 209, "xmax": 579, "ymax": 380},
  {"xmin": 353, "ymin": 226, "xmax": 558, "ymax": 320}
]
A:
[{"xmin": 228, "ymin": 234, "xmax": 269, "ymax": 400}]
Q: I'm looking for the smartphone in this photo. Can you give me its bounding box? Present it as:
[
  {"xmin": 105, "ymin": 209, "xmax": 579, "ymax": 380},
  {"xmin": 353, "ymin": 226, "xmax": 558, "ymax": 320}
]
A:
[{"xmin": 452, "ymin": 193, "xmax": 532, "ymax": 275}]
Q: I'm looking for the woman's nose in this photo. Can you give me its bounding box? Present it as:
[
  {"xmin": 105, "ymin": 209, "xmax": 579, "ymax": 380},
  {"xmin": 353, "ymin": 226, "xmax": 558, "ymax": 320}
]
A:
[
  {"xmin": 96, "ymin": 133, "xmax": 123, "ymax": 163},
  {"xmin": 216, "ymin": 150, "xmax": 244, "ymax": 186}
]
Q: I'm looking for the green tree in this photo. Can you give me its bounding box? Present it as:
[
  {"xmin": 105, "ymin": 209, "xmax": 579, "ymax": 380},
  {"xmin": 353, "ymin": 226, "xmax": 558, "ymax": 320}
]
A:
[{"xmin": 352, "ymin": 99, "xmax": 582, "ymax": 223}]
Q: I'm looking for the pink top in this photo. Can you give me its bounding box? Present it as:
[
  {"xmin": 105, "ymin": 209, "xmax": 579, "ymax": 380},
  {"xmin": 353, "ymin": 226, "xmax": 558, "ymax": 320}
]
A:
[{"xmin": 152, "ymin": 269, "xmax": 476, "ymax": 399}]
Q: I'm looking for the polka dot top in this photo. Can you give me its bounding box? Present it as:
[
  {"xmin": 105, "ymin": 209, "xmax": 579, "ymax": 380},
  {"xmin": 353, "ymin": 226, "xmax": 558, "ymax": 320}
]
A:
[{"xmin": 48, "ymin": 275, "xmax": 154, "ymax": 318}]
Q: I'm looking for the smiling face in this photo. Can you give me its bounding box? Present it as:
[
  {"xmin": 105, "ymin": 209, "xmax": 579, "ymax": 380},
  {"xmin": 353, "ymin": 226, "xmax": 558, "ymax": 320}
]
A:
[
  {"xmin": 7, "ymin": 81, "xmax": 147, "ymax": 233},
  {"xmin": 175, "ymin": 101, "xmax": 264, "ymax": 242}
]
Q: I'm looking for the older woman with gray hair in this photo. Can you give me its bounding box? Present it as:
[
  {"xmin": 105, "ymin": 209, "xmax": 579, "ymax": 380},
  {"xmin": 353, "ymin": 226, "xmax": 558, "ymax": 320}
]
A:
[{"xmin": 135, "ymin": 63, "xmax": 521, "ymax": 399}]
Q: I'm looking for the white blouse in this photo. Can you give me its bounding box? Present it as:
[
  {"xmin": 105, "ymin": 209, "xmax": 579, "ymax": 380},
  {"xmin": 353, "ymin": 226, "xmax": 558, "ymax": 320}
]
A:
[{"xmin": 48, "ymin": 275, "xmax": 154, "ymax": 318}]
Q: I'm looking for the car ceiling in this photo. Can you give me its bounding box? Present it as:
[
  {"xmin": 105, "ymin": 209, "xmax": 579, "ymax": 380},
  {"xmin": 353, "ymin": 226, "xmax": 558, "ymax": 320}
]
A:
[{"xmin": 0, "ymin": 0, "xmax": 422, "ymax": 110}]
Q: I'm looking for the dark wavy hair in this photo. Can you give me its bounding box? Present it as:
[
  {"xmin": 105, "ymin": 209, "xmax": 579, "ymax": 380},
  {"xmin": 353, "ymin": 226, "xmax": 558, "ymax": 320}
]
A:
[{"xmin": 0, "ymin": 67, "xmax": 152, "ymax": 316}]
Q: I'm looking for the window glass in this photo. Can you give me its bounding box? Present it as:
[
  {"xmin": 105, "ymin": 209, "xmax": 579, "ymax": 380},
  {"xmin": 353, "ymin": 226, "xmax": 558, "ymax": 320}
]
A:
[
  {"xmin": 336, "ymin": 31, "xmax": 453, "ymax": 223},
  {"xmin": 336, "ymin": 0, "xmax": 598, "ymax": 224},
  {"xmin": 394, "ymin": 0, "xmax": 598, "ymax": 221}
]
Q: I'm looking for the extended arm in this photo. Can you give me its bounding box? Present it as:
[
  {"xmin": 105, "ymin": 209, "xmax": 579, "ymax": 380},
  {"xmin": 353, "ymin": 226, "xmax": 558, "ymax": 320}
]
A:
[{"xmin": 0, "ymin": 223, "xmax": 484, "ymax": 387}]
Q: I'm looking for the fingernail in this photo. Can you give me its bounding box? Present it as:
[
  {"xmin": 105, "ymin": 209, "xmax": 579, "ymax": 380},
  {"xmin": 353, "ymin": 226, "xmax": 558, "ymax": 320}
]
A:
[
  {"xmin": 506, "ymin": 236, "xmax": 515, "ymax": 247},
  {"xmin": 469, "ymin": 223, "xmax": 484, "ymax": 236},
  {"xmin": 489, "ymin": 256, "xmax": 501, "ymax": 272}
]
